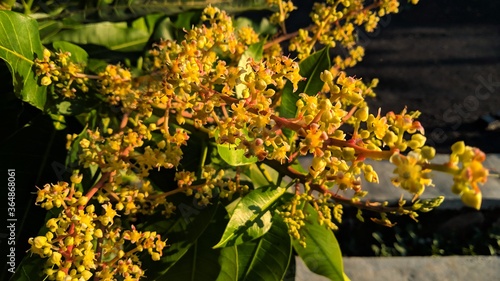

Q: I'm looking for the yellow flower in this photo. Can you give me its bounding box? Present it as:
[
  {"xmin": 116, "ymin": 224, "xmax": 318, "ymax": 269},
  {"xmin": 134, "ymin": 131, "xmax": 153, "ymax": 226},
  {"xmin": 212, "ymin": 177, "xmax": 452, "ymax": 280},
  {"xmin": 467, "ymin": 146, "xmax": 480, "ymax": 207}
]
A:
[
  {"xmin": 33, "ymin": 236, "xmax": 48, "ymax": 249},
  {"xmin": 367, "ymin": 113, "xmax": 388, "ymax": 140},
  {"xmin": 49, "ymin": 251, "xmax": 62, "ymax": 266},
  {"xmin": 390, "ymin": 152, "xmax": 432, "ymax": 196},
  {"xmin": 99, "ymin": 203, "xmax": 117, "ymax": 226},
  {"xmin": 299, "ymin": 124, "xmax": 329, "ymax": 156}
]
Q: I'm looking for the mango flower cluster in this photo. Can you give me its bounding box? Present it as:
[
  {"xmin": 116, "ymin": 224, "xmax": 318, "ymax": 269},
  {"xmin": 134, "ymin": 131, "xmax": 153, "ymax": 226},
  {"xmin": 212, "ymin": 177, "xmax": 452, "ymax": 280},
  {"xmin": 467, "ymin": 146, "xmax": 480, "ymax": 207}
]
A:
[
  {"xmin": 35, "ymin": 49, "xmax": 89, "ymax": 97},
  {"xmin": 29, "ymin": 176, "xmax": 166, "ymax": 281},
  {"xmin": 29, "ymin": 2, "xmax": 490, "ymax": 279}
]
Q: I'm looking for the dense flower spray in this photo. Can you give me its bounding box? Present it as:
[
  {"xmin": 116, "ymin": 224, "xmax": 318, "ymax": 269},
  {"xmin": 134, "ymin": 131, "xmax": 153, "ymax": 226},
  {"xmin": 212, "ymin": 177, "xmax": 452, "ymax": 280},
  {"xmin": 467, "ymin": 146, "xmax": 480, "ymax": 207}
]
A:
[{"xmin": 29, "ymin": 1, "xmax": 488, "ymax": 280}]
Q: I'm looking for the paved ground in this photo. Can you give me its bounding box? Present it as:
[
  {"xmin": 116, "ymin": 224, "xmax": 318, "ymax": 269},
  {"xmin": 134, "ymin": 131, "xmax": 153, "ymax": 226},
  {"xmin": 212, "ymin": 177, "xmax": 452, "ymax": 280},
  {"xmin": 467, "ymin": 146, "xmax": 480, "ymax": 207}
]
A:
[{"xmin": 296, "ymin": 256, "xmax": 500, "ymax": 281}]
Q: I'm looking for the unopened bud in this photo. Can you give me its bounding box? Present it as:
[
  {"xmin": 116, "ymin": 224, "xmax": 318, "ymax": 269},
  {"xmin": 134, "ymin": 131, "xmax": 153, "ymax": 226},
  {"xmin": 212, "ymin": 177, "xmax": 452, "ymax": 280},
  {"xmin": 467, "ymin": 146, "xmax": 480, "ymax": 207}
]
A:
[{"xmin": 461, "ymin": 189, "xmax": 482, "ymax": 210}]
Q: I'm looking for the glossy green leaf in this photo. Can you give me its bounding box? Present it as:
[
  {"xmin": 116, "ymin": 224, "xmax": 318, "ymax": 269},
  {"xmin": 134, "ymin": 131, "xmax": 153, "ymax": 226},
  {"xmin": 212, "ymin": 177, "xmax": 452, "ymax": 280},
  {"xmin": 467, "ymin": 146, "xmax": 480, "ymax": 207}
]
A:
[
  {"xmin": 42, "ymin": 20, "xmax": 150, "ymax": 52},
  {"xmin": 245, "ymin": 163, "xmax": 273, "ymax": 189},
  {"xmin": 217, "ymin": 247, "xmax": 239, "ymax": 280},
  {"xmin": 9, "ymin": 254, "xmax": 46, "ymax": 280},
  {"xmin": 217, "ymin": 142, "xmax": 258, "ymax": 166},
  {"xmin": 141, "ymin": 195, "xmax": 220, "ymax": 277},
  {"xmin": 283, "ymin": 253, "xmax": 296, "ymax": 281},
  {"xmin": 42, "ymin": 0, "xmax": 272, "ymax": 23},
  {"xmin": 292, "ymin": 202, "xmax": 345, "ymax": 281},
  {"xmin": 0, "ymin": 11, "xmax": 46, "ymax": 109},
  {"xmin": 244, "ymin": 163, "xmax": 282, "ymax": 189},
  {"xmin": 214, "ymin": 125, "xmax": 258, "ymax": 167},
  {"xmin": 87, "ymin": 58, "xmax": 108, "ymax": 74},
  {"xmin": 150, "ymin": 16, "xmax": 175, "ymax": 42},
  {"xmin": 237, "ymin": 215, "xmax": 292, "ymax": 281},
  {"xmin": 38, "ymin": 20, "xmax": 63, "ymax": 41},
  {"xmin": 152, "ymin": 203, "xmax": 228, "ymax": 281},
  {"xmin": 280, "ymin": 47, "xmax": 330, "ymax": 119},
  {"xmin": 174, "ymin": 11, "xmax": 199, "ymax": 29},
  {"xmin": 290, "ymin": 158, "xmax": 308, "ymax": 175},
  {"xmin": 52, "ymin": 41, "xmax": 88, "ymax": 65},
  {"xmin": 234, "ymin": 17, "xmax": 276, "ymax": 36},
  {"xmin": 213, "ymin": 185, "xmax": 286, "ymax": 248}
]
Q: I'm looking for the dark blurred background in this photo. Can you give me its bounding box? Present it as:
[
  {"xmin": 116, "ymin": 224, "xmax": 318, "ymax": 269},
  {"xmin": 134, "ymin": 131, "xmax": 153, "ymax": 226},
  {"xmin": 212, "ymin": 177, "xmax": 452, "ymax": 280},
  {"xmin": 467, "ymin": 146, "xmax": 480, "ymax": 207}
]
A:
[{"xmin": 287, "ymin": 0, "xmax": 500, "ymax": 153}]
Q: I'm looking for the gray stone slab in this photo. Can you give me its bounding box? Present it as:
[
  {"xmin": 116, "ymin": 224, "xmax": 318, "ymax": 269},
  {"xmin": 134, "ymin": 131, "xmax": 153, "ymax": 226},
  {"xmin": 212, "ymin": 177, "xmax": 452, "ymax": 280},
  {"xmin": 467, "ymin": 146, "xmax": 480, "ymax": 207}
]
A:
[
  {"xmin": 295, "ymin": 256, "xmax": 500, "ymax": 281},
  {"xmin": 343, "ymin": 256, "xmax": 500, "ymax": 281}
]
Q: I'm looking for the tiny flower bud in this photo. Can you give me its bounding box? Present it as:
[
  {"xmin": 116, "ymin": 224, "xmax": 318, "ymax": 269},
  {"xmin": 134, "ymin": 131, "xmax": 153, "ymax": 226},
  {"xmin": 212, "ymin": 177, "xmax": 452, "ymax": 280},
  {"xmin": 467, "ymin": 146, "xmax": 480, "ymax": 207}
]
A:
[
  {"xmin": 70, "ymin": 173, "xmax": 83, "ymax": 184},
  {"xmin": 56, "ymin": 270, "xmax": 66, "ymax": 281},
  {"xmin": 34, "ymin": 236, "xmax": 48, "ymax": 249},
  {"xmin": 43, "ymin": 48, "xmax": 51, "ymax": 59},
  {"xmin": 355, "ymin": 107, "xmax": 369, "ymax": 122},
  {"xmin": 78, "ymin": 196, "xmax": 89, "ymax": 206},
  {"xmin": 41, "ymin": 76, "xmax": 52, "ymax": 86},
  {"xmin": 421, "ymin": 146, "xmax": 436, "ymax": 160},
  {"xmin": 461, "ymin": 189, "xmax": 482, "ymax": 210},
  {"xmin": 94, "ymin": 229, "xmax": 103, "ymax": 238},
  {"xmin": 50, "ymin": 252, "xmax": 62, "ymax": 266},
  {"xmin": 320, "ymin": 70, "xmax": 334, "ymax": 83},
  {"xmin": 86, "ymin": 204, "xmax": 95, "ymax": 213},
  {"xmin": 81, "ymin": 270, "xmax": 93, "ymax": 281},
  {"xmin": 80, "ymin": 139, "xmax": 90, "ymax": 149},
  {"xmin": 255, "ymin": 79, "xmax": 267, "ymax": 91},
  {"xmin": 77, "ymin": 265, "xmax": 85, "ymax": 273},
  {"xmin": 309, "ymin": 157, "xmax": 326, "ymax": 177},
  {"xmin": 451, "ymin": 141, "xmax": 465, "ymax": 155},
  {"xmin": 151, "ymin": 252, "xmax": 161, "ymax": 261},
  {"xmin": 64, "ymin": 236, "xmax": 74, "ymax": 246}
]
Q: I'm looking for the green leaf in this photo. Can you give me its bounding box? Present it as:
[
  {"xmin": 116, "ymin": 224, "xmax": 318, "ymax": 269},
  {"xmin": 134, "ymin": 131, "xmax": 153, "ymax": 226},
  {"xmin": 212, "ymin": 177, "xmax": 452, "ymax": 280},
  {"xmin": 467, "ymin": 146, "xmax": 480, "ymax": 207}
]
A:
[
  {"xmin": 0, "ymin": 11, "xmax": 46, "ymax": 109},
  {"xmin": 283, "ymin": 253, "xmax": 296, "ymax": 281},
  {"xmin": 290, "ymin": 159, "xmax": 308, "ymax": 175},
  {"xmin": 236, "ymin": 215, "xmax": 292, "ymax": 281},
  {"xmin": 141, "ymin": 195, "xmax": 220, "ymax": 277},
  {"xmin": 38, "ymin": 20, "xmax": 63, "ymax": 41},
  {"xmin": 150, "ymin": 16, "xmax": 175, "ymax": 42},
  {"xmin": 152, "ymin": 203, "xmax": 228, "ymax": 281},
  {"xmin": 9, "ymin": 254, "xmax": 46, "ymax": 280},
  {"xmin": 292, "ymin": 202, "xmax": 345, "ymax": 281},
  {"xmin": 279, "ymin": 47, "xmax": 330, "ymax": 119},
  {"xmin": 234, "ymin": 17, "xmax": 276, "ymax": 36},
  {"xmin": 217, "ymin": 143, "xmax": 258, "ymax": 166},
  {"xmin": 42, "ymin": 0, "xmax": 272, "ymax": 23},
  {"xmin": 244, "ymin": 163, "xmax": 282, "ymax": 189},
  {"xmin": 87, "ymin": 58, "xmax": 108, "ymax": 73},
  {"xmin": 52, "ymin": 41, "xmax": 89, "ymax": 65},
  {"xmin": 217, "ymin": 246, "xmax": 239, "ymax": 280},
  {"xmin": 42, "ymin": 17, "xmax": 157, "ymax": 52},
  {"xmin": 173, "ymin": 10, "xmax": 200, "ymax": 29},
  {"xmin": 215, "ymin": 127, "xmax": 258, "ymax": 166},
  {"xmin": 245, "ymin": 163, "xmax": 272, "ymax": 188},
  {"xmin": 213, "ymin": 185, "xmax": 286, "ymax": 248}
]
